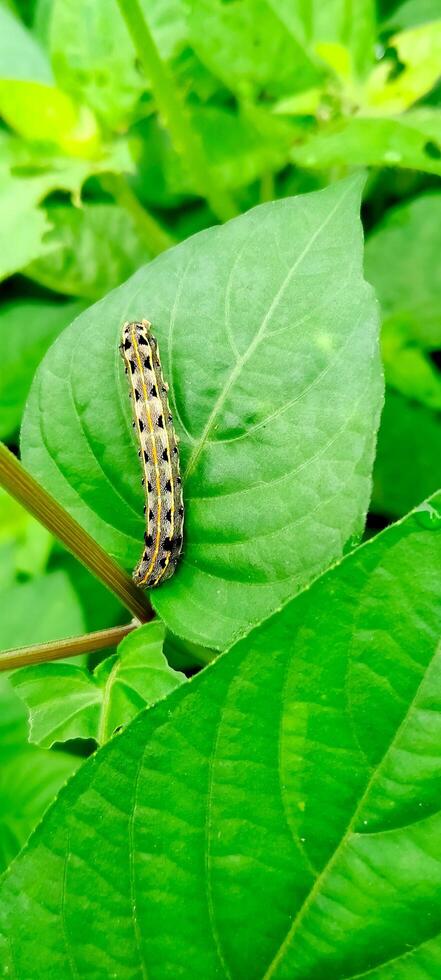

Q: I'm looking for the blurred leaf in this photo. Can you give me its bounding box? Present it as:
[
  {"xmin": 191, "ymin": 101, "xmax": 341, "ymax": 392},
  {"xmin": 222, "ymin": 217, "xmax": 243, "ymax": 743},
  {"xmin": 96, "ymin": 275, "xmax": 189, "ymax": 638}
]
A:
[
  {"xmin": 132, "ymin": 106, "xmax": 297, "ymax": 208},
  {"xmin": 365, "ymin": 192, "xmax": 441, "ymax": 347},
  {"xmin": 373, "ymin": 388, "xmax": 441, "ymax": 517},
  {"xmin": 2, "ymin": 494, "xmax": 441, "ymax": 974},
  {"xmin": 189, "ymin": 0, "xmax": 320, "ymax": 101},
  {"xmin": 384, "ymin": 0, "xmax": 441, "ymax": 31},
  {"xmin": 48, "ymin": 0, "xmax": 188, "ymax": 130},
  {"xmin": 25, "ymin": 202, "xmax": 151, "ymax": 300},
  {"xmin": 12, "ymin": 621, "xmax": 185, "ymax": 747},
  {"xmin": 0, "ymin": 488, "xmax": 52, "ymax": 579},
  {"xmin": 380, "ymin": 313, "xmax": 441, "ymax": 408},
  {"xmin": 0, "ymin": 167, "xmax": 53, "ymax": 281},
  {"xmin": 0, "ymin": 3, "xmax": 51, "ymax": 83},
  {"xmin": 268, "ymin": 0, "xmax": 376, "ymax": 77},
  {"xmin": 0, "ymin": 298, "xmax": 86, "ymax": 440},
  {"xmin": 0, "ymin": 676, "xmax": 79, "ymax": 873},
  {"xmin": 0, "ymin": 132, "xmax": 134, "ymax": 281},
  {"xmin": 363, "ymin": 20, "xmax": 441, "ymax": 113},
  {"xmin": 21, "ymin": 178, "xmax": 382, "ymax": 650},
  {"xmin": 291, "ymin": 109, "xmax": 441, "ymax": 176},
  {"xmin": 55, "ymin": 552, "xmax": 124, "ymax": 633},
  {"xmin": 0, "ymin": 569, "xmax": 85, "ymax": 650},
  {"xmin": 0, "ymin": 80, "xmax": 100, "ymax": 156}
]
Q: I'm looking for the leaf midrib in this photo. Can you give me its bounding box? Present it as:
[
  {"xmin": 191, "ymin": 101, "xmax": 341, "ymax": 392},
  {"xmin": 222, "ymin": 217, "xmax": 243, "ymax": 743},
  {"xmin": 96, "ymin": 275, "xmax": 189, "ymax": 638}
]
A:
[{"xmin": 184, "ymin": 184, "xmax": 354, "ymax": 480}]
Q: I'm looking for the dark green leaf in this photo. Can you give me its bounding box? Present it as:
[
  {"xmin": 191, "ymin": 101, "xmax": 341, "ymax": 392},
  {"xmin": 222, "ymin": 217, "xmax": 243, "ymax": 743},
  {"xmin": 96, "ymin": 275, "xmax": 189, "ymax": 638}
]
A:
[
  {"xmin": 373, "ymin": 388, "xmax": 441, "ymax": 517},
  {"xmin": 21, "ymin": 178, "xmax": 382, "ymax": 649}
]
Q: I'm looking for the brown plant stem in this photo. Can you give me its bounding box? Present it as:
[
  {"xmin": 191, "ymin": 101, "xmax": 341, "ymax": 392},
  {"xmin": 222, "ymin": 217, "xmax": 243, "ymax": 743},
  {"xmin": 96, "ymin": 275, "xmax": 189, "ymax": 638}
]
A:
[
  {"xmin": 0, "ymin": 443, "xmax": 152, "ymax": 624},
  {"xmin": 0, "ymin": 624, "xmax": 137, "ymax": 672}
]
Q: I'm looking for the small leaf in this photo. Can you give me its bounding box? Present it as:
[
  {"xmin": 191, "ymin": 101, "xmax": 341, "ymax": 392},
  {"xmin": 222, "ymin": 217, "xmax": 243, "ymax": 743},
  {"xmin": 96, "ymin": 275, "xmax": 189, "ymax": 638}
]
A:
[
  {"xmin": 1, "ymin": 493, "xmax": 441, "ymax": 975},
  {"xmin": 11, "ymin": 621, "xmax": 185, "ymax": 747},
  {"xmin": 21, "ymin": 178, "xmax": 383, "ymax": 650}
]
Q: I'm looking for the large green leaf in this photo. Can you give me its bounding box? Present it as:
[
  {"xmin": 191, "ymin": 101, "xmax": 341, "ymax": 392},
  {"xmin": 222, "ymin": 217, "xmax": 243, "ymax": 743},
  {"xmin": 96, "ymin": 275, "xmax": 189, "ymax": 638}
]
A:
[
  {"xmin": 0, "ymin": 298, "xmax": 85, "ymax": 439},
  {"xmin": 25, "ymin": 203, "xmax": 151, "ymax": 300},
  {"xmin": 373, "ymin": 389, "xmax": 441, "ymax": 517},
  {"xmin": 365, "ymin": 192, "xmax": 441, "ymax": 348},
  {"xmin": 11, "ymin": 621, "xmax": 185, "ymax": 747},
  {"xmin": 21, "ymin": 178, "xmax": 382, "ymax": 650},
  {"xmin": 1, "ymin": 493, "xmax": 440, "ymax": 976}
]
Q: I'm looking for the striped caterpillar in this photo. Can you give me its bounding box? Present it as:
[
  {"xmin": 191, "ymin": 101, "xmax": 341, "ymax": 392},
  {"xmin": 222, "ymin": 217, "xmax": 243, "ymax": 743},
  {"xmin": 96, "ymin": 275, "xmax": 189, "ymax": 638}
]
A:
[{"xmin": 120, "ymin": 319, "xmax": 184, "ymax": 588}]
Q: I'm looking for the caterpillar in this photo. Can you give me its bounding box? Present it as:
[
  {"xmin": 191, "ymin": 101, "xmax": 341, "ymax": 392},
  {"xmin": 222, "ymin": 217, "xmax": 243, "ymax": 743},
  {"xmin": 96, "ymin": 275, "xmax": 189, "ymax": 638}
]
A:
[{"xmin": 120, "ymin": 319, "xmax": 184, "ymax": 588}]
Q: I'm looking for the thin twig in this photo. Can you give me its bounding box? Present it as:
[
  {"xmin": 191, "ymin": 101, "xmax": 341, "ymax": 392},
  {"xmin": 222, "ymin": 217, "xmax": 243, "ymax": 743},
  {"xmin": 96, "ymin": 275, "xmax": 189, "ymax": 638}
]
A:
[
  {"xmin": 0, "ymin": 624, "xmax": 137, "ymax": 672},
  {"xmin": 0, "ymin": 444, "xmax": 152, "ymax": 623},
  {"xmin": 116, "ymin": 0, "xmax": 238, "ymax": 222}
]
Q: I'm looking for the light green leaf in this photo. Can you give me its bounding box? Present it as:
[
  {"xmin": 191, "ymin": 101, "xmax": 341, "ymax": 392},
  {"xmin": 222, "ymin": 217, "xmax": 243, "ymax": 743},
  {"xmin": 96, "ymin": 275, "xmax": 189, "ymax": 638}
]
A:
[
  {"xmin": 290, "ymin": 109, "xmax": 441, "ymax": 176},
  {"xmin": 21, "ymin": 178, "xmax": 383, "ymax": 650},
  {"xmin": 25, "ymin": 203, "xmax": 151, "ymax": 299},
  {"xmin": 0, "ymin": 569, "xmax": 85, "ymax": 650},
  {"xmin": 365, "ymin": 192, "xmax": 441, "ymax": 347},
  {"xmin": 0, "ymin": 79, "xmax": 100, "ymax": 155},
  {"xmin": 373, "ymin": 389, "xmax": 441, "ymax": 517},
  {"xmin": 0, "ymin": 298, "xmax": 86, "ymax": 439},
  {"xmin": 49, "ymin": 0, "xmax": 188, "ymax": 129},
  {"xmin": 1, "ymin": 493, "xmax": 441, "ymax": 975},
  {"xmin": 189, "ymin": 0, "xmax": 320, "ymax": 101},
  {"xmin": 0, "ymin": 488, "xmax": 52, "ymax": 579},
  {"xmin": 0, "ymin": 4, "xmax": 52, "ymax": 83},
  {"xmin": 363, "ymin": 20, "xmax": 441, "ymax": 113},
  {"xmin": 0, "ymin": 676, "xmax": 79, "ymax": 873},
  {"xmin": 11, "ymin": 621, "xmax": 185, "ymax": 747}
]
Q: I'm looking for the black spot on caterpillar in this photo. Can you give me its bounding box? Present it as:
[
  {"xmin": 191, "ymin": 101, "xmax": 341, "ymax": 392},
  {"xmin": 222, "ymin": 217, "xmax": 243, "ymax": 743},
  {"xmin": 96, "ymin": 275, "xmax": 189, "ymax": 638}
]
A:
[{"xmin": 120, "ymin": 319, "xmax": 184, "ymax": 588}]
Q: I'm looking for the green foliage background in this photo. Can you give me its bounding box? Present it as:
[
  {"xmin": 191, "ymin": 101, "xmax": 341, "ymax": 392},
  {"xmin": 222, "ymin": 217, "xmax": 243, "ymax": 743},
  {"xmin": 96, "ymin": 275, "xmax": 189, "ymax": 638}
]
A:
[{"xmin": 0, "ymin": 0, "xmax": 441, "ymax": 975}]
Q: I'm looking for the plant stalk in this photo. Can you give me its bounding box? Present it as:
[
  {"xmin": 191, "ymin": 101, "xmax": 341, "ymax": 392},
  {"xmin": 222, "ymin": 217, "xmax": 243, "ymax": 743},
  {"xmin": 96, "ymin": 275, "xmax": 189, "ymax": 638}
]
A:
[
  {"xmin": 0, "ymin": 624, "xmax": 137, "ymax": 672},
  {"xmin": 0, "ymin": 444, "xmax": 152, "ymax": 624},
  {"xmin": 116, "ymin": 0, "xmax": 238, "ymax": 222}
]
